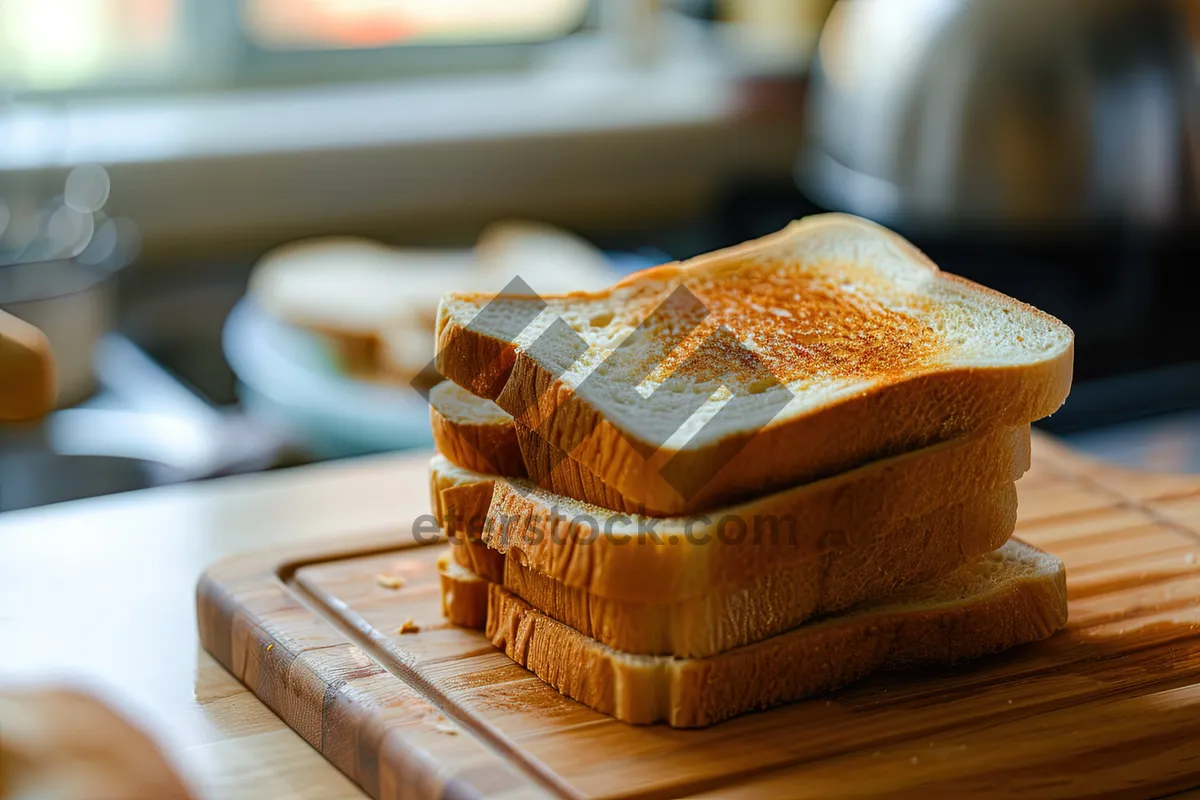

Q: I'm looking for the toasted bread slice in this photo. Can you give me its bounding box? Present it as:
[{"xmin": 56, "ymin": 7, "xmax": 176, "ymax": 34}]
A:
[
  {"xmin": 431, "ymin": 379, "xmax": 644, "ymax": 511},
  {"xmin": 251, "ymin": 225, "xmax": 617, "ymax": 382},
  {"xmin": 430, "ymin": 381, "xmax": 526, "ymax": 477},
  {"xmin": 250, "ymin": 237, "xmax": 473, "ymax": 379},
  {"xmin": 483, "ymin": 540, "xmax": 1067, "ymax": 727},
  {"xmin": 251, "ymin": 237, "xmax": 471, "ymax": 339},
  {"xmin": 439, "ymin": 485, "xmax": 1015, "ymax": 657},
  {"xmin": 430, "ymin": 423, "xmax": 1029, "ymax": 603},
  {"xmin": 436, "ymin": 213, "xmax": 1073, "ymax": 515},
  {"xmin": 429, "ymin": 456, "xmax": 507, "ymax": 584},
  {"xmin": 436, "ymin": 551, "xmax": 490, "ymax": 629}
]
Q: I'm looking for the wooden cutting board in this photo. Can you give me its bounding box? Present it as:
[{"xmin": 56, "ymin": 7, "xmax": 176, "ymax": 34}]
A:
[{"xmin": 197, "ymin": 434, "xmax": 1200, "ymax": 799}]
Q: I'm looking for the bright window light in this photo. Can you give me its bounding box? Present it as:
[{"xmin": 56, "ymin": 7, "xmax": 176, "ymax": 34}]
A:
[{"xmin": 245, "ymin": 0, "xmax": 588, "ymax": 49}]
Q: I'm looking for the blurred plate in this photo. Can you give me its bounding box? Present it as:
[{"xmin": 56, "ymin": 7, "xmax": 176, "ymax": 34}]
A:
[
  {"xmin": 223, "ymin": 297, "xmax": 431, "ymax": 460},
  {"xmin": 223, "ymin": 250, "xmax": 664, "ymax": 460}
]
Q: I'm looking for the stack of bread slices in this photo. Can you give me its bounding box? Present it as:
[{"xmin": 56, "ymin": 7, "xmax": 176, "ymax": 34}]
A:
[{"xmin": 426, "ymin": 213, "xmax": 1075, "ymax": 728}]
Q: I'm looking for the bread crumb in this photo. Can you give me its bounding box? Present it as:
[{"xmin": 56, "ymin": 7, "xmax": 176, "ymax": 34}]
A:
[
  {"xmin": 377, "ymin": 573, "xmax": 406, "ymax": 590},
  {"xmin": 431, "ymin": 713, "xmax": 458, "ymax": 735},
  {"xmin": 398, "ymin": 619, "xmax": 420, "ymax": 635},
  {"xmin": 910, "ymin": 756, "xmax": 919, "ymax": 765}
]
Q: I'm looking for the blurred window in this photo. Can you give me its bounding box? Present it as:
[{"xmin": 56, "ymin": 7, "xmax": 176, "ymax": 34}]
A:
[
  {"xmin": 0, "ymin": 0, "xmax": 590, "ymax": 94},
  {"xmin": 0, "ymin": 0, "xmax": 181, "ymax": 92},
  {"xmin": 246, "ymin": 0, "xmax": 588, "ymax": 49}
]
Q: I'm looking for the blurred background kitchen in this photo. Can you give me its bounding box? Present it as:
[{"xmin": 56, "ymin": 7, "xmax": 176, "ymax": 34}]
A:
[{"xmin": 2, "ymin": 0, "xmax": 1199, "ymax": 512}]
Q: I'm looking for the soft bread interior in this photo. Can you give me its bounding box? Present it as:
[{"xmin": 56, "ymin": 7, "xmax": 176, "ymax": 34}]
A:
[{"xmin": 430, "ymin": 380, "xmax": 513, "ymax": 427}]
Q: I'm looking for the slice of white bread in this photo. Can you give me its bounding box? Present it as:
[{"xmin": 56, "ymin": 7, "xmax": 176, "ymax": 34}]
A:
[
  {"xmin": 429, "ymin": 423, "xmax": 1030, "ymax": 603},
  {"xmin": 483, "ymin": 540, "xmax": 1068, "ymax": 727},
  {"xmin": 251, "ymin": 237, "xmax": 473, "ymax": 340},
  {"xmin": 429, "ymin": 380, "xmax": 526, "ymax": 478},
  {"xmin": 251, "ymin": 237, "xmax": 475, "ymax": 379},
  {"xmin": 428, "ymin": 455, "xmax": 507, "ymax": 584},
  {"xmin": 250, "ymin": 223, "xmax": 617, "ymax": 383},
  {"xmin": 436, "ymin": 212, "xmax": 1073, "ymax": 515},
  {"xmin": 440, "ymin": 485, "xmax": 1015, "ymax": 657},
  {"xmin": 428, "ymin": 378, "xmax": 696, "ymax": 515}
]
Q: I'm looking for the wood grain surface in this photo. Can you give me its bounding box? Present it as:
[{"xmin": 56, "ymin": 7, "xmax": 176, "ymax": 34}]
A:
[{"xmin": 197, "ymin": 436, "xmax": 1200, "ymax": 799}]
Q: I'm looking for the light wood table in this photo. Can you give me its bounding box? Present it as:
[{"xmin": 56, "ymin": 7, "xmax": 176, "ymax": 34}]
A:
[
  {"xmin": 4, "ymin": 444, "xmax": 1200, "ymax": 800},
  {"xmin": 0, "ymin": 451, "xmax": 433, "ymax": 800}
]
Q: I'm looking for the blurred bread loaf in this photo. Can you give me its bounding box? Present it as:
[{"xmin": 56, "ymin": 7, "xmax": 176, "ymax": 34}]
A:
[
  {"xmin": 248, "ymin": 222, "xmax": 618, "ymax": 388},
  {"xmin": 0, "ymin": 686, "xmax": 197, "ymax": 800}
]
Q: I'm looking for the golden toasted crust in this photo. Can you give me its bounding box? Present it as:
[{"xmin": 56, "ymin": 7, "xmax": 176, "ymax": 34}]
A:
[
  {"xmin": 454, "ymin": 486, "xmax": 1015, "ymax": 657},
  {"xmin": 513, "ymin": 424, "xmax": 638, "ymax": 512},
  {"xmin": 435, "ymin": 213, "xmax": 1073, "ymax": 516},
  {"xmin": 431, "ymin": 378, "xmax": 645, "ymax": 511},
  {"xmin": 430, "ymin": 411, "xmax": 524, "ymax": 476},
  {"xmin": 435, "ymin": 307, "xmax": 519, "ymax": 401},
  {"xmin": 436, "ymin": 552, "xmax": 490, "ymax": 629},
  {"xmin": 489, "ymin": 352, "xmax": 1070, "ymax": 516},
  {"xmin": 432, "ymin": 425, "xmax": 1030, "ymax": 603},
  {"xmin": 484, "ymin": 540, "xmax": 1068, "ymax": 727}
]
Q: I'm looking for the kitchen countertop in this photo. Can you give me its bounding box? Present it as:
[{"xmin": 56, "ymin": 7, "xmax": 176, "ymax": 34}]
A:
[
  {"xmin": 0, "ymin": 450, "xmax": 433, "ymax": 800},
  {"xmin": 3, "ymin": 441, "xmax": 1200, "ymax": 800},
  {"xmin": 1064, "ymin": 408, "xmax": 1200, "ymax": 475}
]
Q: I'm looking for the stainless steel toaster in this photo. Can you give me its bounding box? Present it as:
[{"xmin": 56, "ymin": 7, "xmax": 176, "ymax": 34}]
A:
[{"xmin": 798, "ymin": 0, "xmax": 1200, "ymax": 230}]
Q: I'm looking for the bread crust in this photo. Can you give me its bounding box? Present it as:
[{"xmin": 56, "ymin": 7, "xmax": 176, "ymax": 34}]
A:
[
  {"xmin": 430, "ymin": 424, "xmax": 1030, "ymax": 602},
  {"xmin": 443, "ymin": 485, "xmax": 1015, "ymax": 657},
  {"xmin": 496, "ymin": 352, "xmax": 1070, "ymax": 516},
  {"xmin": 430, "ymin": 379, "xmax": 643, "ymax": 511},
  {"xmin": 437, "ymin": 552, "xmax": 490, "ymax": 629},
  {"xmin": 483, "ymin": 540, "xmax": 1068, "ymax": 727},
  {"xmin": 435, "ymin": 213, "xmax": 1073, "ymax": 516},
  {"xmin": 429, "ymin": 466, "xmax": 506, "ymax": 583},
  {"xmin": 429, "ymin": 401, "xmax": 526, "ymax": 479}
]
